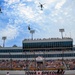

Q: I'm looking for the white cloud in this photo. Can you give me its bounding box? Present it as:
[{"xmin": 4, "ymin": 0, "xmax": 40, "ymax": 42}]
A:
[
  {"xmin": 0, "ymin": 25, "xmax": 19, "ymax": 40},
  {"xmin": 55, "ymin": 0, "xmax": 66, "ymax": 10},
  {"xmin": 4, "ymin": 0, "xmax": 20, "ymax": 5},
  {"xmin": 1, "ymin": 0, "xmax": 75, "ymax": 46},
  {"xmin": 27, "ymin": 0, "xmax": 32, "ymax": 2},
  {"xmin": 20, "ymin": 6, "xmax": 35, "ymax": 19}
]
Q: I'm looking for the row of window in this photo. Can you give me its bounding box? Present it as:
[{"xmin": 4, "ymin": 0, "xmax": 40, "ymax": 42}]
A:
[
  {"xmin": 0, "ymin": 48, "xmax": 73, "ymax": 53},
  {"xmin": 0, "ymin": 49, "xmax": 22, "ymax": 53},
  {"xmin": 0, "ymin": 53, "xmax": 75, "ymax": 58},
  {"xmin": 23, "ymin": 48, "xmax": 73, "ymax": 52},
  {"xmin": 23, "ymin": 41, "xmax": 73, "ymax": 48}
]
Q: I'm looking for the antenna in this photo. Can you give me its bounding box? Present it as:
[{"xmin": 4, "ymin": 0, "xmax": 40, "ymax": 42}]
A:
[
  {"xmin": 70, "ymin": 32, "xmax": 71, "ymax": 38},
  {"xmin": 59, "ymin": 29, "xmax": 64, "ymax": 39}
]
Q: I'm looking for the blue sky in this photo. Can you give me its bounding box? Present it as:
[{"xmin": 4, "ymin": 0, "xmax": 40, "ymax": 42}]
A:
[{"xmin": 0, "ymin": 0, "xmax": 75, "ymax": 47}]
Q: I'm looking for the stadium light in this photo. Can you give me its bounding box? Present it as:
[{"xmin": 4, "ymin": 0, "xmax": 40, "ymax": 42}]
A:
[
  {"xmin": 28, "ymin": 25, "xmax": 35, "ymax": 40},
  {"xmin": 59, "ymin": 29, "xmax": 64, "ymax": 39},
  {"xmin": 2, "ymin": 36, "xmax": 7, "ymax": 47},
  {"xmin": 30, "ymin": 30, "xmax": 35, "ymax": 40}
]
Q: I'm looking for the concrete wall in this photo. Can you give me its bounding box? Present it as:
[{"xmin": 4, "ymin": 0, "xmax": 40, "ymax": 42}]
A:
[{"xmin": 0, "ymin": 70, "xmax": 75, "ymax": 75}]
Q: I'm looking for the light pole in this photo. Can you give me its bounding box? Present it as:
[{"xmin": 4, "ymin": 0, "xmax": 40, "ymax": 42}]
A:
[
  {"xmin": 28, "ymin": 25, "xmax": 35, "ymax": 40},
  {"xmin": 30, "ymin": 30, "xmax": 35, "ymax": 40},
  {"xmin": 2, "ymin": 36, "xmax": 7, "ymax": 47},
  {"xmin": 59, "ymin": 29, "xmax": 65, "ymax": 69},
  {"xmin": 59, "ymin": 29, "xmax": 64, "ymax": 39}
]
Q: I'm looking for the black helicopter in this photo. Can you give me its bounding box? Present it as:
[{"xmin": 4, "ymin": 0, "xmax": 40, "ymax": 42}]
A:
[
  {"xmin": 0, "ymin": 7, "xmax": 2, "ymax": 13},
  {"xmin": 38, "ymin": 2, "xmax": 45, "ymax": 10}
]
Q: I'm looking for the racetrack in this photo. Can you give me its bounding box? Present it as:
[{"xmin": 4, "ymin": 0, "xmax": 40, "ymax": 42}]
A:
[{"xmin": 0, "ymin": 70, "xmax": 75, "ymax": 75}]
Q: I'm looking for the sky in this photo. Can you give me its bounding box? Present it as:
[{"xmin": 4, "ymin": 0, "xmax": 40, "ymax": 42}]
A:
[{"xmin": 0, "ymin": 0, "xmax": 75, "ymax": 47}]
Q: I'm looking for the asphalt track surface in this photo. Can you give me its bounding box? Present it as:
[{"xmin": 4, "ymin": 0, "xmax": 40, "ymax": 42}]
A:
[
  {"xmin": 0, "ymin": 70, "xmax": 75, "ymax": 75},
  {"xmin": 0, "ymin": 74, "xmax": 75, "ymax": 75}
]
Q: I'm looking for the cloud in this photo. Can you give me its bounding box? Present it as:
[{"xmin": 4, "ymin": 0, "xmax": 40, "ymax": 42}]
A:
[
  {"xmin": 0, "ymin": 0, "xmax": 75, "ymax": 46},
  {"xmin": 55, "ymin": 0, "xmax": 66, "ymax": 10},
  {"xmin": 0, "ymin": 25, "xmax": 19, "ymax": 40},
  {"xmin": 4, "ymin": 0, "xmax": 20, "ymax": 5}
]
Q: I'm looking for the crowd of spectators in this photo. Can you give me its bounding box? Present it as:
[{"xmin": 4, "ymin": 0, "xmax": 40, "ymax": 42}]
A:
[
  {"xmin": 0, "ymin": 60, "xmax": 30, "ymax": 70},
  {"xmin": 64, "ymin": 59, "xmax": 75, "ymax": 70},
  {"xmin": 0, "ymin": 59, "xmax": 75, "ymax": 70}
]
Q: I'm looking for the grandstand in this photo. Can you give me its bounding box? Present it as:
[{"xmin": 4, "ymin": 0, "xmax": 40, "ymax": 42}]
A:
[{"xmin": 0, "ymin": 37, "xmax": 75, "ymax": 72}]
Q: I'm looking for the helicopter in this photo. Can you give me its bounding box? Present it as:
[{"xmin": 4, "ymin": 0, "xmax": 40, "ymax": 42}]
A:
[
  {"xmin": 0, "ymin": 7, "xmax": 2, "ymax": 13},
  {"xmin": 38, "ymin": 2, "xmax": 45, "ymax": 10}
]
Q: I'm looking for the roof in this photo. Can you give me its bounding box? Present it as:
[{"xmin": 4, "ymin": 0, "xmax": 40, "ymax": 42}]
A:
[
  {"xmin": 23, "ymin": 37, "xmax": 73, "ymax": 43},
  {"xmin": 0, "ymin": 47, "xmax": 22, "ymax": 50}
]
